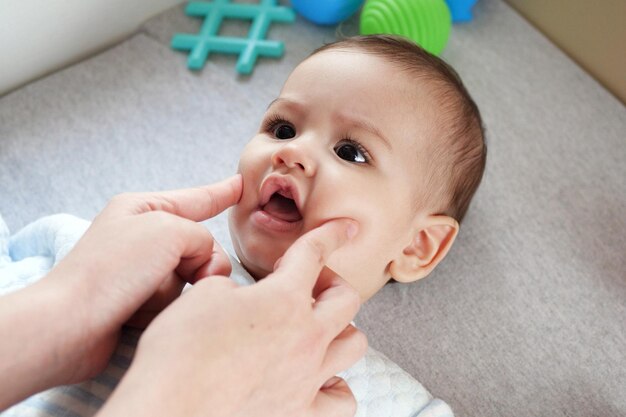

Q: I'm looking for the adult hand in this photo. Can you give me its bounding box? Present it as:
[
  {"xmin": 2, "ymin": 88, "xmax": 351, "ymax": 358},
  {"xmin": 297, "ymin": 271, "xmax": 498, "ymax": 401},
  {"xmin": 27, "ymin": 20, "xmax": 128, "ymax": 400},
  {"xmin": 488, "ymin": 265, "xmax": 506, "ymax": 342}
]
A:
[
  {"xmin": 0, "ymin": 175, "xmax": 242, "ymax": 409},
  {"xmin": 99, "ymin": 219, "xmax": 367, "ymax": 417}
]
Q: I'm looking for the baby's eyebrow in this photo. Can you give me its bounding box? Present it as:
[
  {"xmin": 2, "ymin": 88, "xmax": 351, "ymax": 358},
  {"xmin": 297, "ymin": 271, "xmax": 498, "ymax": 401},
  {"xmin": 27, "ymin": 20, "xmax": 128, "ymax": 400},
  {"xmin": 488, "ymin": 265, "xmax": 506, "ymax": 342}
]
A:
[
  {"xmin": 266, "ymin": 97, "xmax": 304, "ymax": 114},
  {"xmin": 338, "ymin": 113, "xmax": 392, "ymax": 151},
  {"xmin": 266, "ymin": 98, "xmax": 278, "ymax": 110},
  {"xmin": 266, "ymin": 98, "xmax": 279, "ymax": 110}
]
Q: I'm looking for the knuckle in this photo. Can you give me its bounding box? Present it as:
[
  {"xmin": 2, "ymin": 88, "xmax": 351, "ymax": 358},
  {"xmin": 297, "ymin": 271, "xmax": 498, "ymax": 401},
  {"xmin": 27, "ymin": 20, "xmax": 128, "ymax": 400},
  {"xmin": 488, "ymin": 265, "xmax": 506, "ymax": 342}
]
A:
[
  {"xmin": 143, "ymin": 211, "xmax": 178, "ymax": 234},
  {"xmin": 203, "ymin": 190, "xmax": 219, "ymax": 215},
  {"xmin": 112, "ymin": 191, "xmax": 134, "ymax": 201},
  {"xmin": 144, "ymin": 194, "xmax": 178, "ymax": 214},
  {"xmin": 145, "ymin": 209, "xmax": 173, "ymax": 224},
  {"xmin": 352, "ymin": 329, "xmax": 369, "ymax": 357},
  {"xmin": 108, "ymin": 192, "xmax": 134, "ymax": 206}
]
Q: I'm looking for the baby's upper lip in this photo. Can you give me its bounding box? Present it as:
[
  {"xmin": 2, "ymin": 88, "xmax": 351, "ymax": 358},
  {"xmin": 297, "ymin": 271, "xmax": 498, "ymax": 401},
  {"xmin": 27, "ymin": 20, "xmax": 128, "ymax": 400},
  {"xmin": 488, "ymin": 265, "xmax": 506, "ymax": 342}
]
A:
[{"xmin": 259, "ymin": 174, "xmax": 303, "ymax": 214}]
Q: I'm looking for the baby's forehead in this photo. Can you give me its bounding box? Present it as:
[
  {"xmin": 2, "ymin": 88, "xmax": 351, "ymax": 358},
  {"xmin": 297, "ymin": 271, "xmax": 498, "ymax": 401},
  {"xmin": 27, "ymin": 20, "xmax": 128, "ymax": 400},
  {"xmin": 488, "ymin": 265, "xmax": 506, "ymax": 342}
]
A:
[{"xmin": 284, "ymin": 49, "xmax": 451, "ymax": 150}]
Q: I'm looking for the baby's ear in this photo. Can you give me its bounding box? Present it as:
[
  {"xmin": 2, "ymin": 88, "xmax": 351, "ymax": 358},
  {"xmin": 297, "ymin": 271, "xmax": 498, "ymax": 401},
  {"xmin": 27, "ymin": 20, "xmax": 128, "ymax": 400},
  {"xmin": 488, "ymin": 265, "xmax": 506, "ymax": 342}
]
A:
[{"xmin": 389, "ymin": 215, "xmax": 459, "ymax": 283}]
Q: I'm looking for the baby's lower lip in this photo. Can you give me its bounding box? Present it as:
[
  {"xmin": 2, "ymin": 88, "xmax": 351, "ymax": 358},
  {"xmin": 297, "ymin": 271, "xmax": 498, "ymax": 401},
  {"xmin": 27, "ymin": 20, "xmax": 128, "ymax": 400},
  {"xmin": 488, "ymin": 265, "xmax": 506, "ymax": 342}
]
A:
[{"xmin": 251, "ymin": 208, "xmax": 303, "ymax": 233}]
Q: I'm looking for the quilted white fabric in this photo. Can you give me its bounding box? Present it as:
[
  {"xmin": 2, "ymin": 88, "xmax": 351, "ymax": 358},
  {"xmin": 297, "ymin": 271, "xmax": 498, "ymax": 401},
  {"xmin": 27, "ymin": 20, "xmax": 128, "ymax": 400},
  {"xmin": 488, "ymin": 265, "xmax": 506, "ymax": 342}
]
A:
[{"xmin": 340, "ymin": 349, "xmax": 453, "ymax": 417}]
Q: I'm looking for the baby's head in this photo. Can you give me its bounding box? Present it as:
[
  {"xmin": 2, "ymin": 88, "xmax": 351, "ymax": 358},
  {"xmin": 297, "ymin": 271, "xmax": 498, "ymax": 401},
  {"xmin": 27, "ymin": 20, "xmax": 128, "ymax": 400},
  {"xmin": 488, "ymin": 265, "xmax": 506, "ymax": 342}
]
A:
[{"xmin": 229, "ymin": 35, "xmax": 486, "ymax": 301}]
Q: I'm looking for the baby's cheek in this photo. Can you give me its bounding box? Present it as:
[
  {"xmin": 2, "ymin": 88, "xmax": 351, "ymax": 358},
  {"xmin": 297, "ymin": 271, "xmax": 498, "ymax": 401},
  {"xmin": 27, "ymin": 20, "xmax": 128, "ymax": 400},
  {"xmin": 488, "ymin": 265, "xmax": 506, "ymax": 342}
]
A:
[
  {"xmin": 239, "ymin": 142, "xmax": 270, "ymax": 178},
  {"xmin": 325, "ymin": 244, "xmax": 366, "ymax": 293}
]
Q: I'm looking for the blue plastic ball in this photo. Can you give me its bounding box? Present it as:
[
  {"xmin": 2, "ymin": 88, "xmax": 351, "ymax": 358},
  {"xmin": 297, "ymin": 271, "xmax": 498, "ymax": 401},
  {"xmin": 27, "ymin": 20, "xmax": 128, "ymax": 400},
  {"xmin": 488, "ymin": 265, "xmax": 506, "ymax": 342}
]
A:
[
  {"xmin": 291, "ymin": 0, "xmax": 365, "ymax": 26},
  {"xmin": 445, "ymin": 0, "xmax": 478, "ymax": 22}
]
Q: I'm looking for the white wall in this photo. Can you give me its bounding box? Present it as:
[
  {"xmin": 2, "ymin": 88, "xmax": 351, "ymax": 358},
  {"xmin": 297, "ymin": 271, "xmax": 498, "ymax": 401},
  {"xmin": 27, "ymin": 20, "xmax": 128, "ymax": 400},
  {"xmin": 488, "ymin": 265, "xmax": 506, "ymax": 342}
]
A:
[{"xmin": 0, "ymin": 0, "xmax": 185, "ymax": 95}]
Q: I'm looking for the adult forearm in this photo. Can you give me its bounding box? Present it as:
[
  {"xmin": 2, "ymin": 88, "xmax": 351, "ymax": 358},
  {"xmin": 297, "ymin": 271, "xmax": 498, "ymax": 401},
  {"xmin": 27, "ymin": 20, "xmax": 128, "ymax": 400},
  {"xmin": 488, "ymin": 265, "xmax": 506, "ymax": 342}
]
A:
[{"xmin": 0, "ymin": 279, "xmax": 77, "ymax": 409}]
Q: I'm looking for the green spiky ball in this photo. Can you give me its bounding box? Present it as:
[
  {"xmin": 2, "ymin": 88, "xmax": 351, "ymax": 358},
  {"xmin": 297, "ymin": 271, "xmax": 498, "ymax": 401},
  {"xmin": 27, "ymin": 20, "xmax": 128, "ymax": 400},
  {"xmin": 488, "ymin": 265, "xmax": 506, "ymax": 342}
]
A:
[{"xmin": 360, "ymin": 0, "xmax": 452, "ymax": 56}]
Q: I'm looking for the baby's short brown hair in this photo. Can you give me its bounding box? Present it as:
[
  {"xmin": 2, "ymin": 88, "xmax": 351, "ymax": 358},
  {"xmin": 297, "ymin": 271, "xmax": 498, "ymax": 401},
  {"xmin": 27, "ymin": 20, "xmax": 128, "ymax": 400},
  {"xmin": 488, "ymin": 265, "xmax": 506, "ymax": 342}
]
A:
[{"xmin": 312, "ymin": 35, "xmax": 486, "ymax": 223}]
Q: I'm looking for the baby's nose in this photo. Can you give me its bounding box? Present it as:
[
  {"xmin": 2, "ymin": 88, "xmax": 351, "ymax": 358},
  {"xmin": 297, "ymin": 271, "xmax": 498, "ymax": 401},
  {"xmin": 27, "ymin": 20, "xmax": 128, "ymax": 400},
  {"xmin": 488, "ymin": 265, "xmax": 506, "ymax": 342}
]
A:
[{"xmin": 271, "ymin": 142, "xmax": 316, "ymax": 176}]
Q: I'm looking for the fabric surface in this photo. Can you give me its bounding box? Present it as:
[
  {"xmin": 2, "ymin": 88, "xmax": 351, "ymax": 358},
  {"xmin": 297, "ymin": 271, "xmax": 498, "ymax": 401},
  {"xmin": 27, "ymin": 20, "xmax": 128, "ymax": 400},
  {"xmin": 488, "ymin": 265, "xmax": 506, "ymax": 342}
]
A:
[
  {"xmin": 0, "ymin": 214, "xmax": 90, "ymax": 293},
  {"xmin": 0, "ymin": 0, "xmax": 624, "ymax": 415},
  {"xmin": 0, "ymin": 214, "xmax": 454, "ymax": 417}
]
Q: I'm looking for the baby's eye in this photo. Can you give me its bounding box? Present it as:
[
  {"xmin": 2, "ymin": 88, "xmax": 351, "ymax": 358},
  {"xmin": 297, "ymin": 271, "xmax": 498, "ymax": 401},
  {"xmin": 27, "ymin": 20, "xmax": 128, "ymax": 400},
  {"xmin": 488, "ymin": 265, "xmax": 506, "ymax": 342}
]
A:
[
  {"xmin": 274, "ymin": 124, "xmax": 296, "ymax": 140},
  {"xmin": 262, "ymin": 114, "xmax": 297, "ymax": 140},
  {"xmin": 334, "ymin": 140, "xmax": 369, "ymax": 164}
]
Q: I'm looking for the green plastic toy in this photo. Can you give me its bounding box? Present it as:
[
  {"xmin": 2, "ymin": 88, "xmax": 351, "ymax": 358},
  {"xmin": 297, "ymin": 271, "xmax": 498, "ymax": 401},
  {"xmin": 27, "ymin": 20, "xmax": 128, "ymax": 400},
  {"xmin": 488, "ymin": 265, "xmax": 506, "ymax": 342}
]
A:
[
  {"xmin": 171, "ymin": 0, "xmax": 295, "ymax": 74},
  {"xmin": 360, "ymin": 0, "xmax": 452, "ymax": 56}
]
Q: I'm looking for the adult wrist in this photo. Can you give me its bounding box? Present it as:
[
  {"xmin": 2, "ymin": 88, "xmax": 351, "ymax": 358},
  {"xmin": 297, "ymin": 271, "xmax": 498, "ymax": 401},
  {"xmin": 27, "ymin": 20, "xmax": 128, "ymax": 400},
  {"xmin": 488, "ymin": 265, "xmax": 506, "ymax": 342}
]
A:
[{"xmin": 0, "ymin": 277, "xmax": 79, "ymax": 408}]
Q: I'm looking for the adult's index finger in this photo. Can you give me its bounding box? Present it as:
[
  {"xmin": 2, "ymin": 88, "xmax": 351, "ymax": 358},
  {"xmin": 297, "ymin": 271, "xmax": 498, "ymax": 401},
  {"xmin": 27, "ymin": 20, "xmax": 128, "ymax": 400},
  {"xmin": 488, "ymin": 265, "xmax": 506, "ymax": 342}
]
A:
[
  {"xmin": 271, "ymin": 219, "xmax": 358, "ymax": 291},
  {"xmin": 133, "ymin": 175, "xmax": 242, "ymax": 221}
]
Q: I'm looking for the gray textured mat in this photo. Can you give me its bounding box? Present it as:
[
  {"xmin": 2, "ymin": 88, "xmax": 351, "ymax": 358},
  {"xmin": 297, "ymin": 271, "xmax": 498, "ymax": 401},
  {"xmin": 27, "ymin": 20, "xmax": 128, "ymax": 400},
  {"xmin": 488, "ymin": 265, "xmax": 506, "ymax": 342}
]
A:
[{"xmin": 1, "ymin": 0, "xmax": 625, "ymax": 415}]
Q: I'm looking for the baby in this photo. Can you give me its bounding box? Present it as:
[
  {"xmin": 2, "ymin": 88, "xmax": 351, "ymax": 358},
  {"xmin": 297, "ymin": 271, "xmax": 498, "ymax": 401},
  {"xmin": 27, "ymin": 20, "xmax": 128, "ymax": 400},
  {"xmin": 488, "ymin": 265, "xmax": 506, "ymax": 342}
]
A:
[
  {"xmin": 1, "ymin": 35, "xmax": 485, "ymax": 417},
  {"xmin": 229, "ymin": 34, "xmax": 486, "ymax": 301}
]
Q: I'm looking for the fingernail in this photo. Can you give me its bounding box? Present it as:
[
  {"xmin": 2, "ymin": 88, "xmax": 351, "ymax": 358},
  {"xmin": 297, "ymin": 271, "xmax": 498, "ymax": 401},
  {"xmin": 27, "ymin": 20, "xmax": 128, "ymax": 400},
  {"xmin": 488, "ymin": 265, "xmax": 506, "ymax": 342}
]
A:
[{"xmin": 346, "ymin": 220, "xmax": 358, "ymax": 240}]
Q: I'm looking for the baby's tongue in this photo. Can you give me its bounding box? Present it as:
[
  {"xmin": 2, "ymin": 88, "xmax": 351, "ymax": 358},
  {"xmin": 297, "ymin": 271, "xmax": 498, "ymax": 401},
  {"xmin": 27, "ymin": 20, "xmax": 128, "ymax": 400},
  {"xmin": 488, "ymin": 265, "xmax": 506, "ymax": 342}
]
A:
[{"xmin": 263, "ymin": 194, "xmax": 302, "ymax": 222}]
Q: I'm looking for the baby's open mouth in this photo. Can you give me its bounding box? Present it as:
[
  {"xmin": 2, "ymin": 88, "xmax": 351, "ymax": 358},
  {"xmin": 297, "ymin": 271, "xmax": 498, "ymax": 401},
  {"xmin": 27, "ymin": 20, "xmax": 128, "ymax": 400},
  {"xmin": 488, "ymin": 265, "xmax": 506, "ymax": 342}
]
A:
[{"xmin": 262, "ymin": 190, "xmax": 303, "ymax": 222}]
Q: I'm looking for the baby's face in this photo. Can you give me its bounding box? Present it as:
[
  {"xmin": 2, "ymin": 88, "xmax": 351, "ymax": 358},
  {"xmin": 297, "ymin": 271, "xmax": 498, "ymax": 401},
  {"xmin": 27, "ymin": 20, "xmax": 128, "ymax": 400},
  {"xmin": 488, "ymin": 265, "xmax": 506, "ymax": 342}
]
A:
[{"xmin": 229, "ymin": 50, "xmax": 438, "ymax": 300}]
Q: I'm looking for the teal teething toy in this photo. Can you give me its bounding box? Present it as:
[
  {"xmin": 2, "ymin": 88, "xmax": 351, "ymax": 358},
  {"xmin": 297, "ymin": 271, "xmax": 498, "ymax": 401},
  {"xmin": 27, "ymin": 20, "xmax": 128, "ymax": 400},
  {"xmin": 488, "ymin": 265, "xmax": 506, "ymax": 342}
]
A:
[
  {"xmin": 171, "ymin": 0, "xmax": 295, "ymax": 74},
  {"xmin": 360, "ymin": 0, "xmax": 451, "ymax": 56}
]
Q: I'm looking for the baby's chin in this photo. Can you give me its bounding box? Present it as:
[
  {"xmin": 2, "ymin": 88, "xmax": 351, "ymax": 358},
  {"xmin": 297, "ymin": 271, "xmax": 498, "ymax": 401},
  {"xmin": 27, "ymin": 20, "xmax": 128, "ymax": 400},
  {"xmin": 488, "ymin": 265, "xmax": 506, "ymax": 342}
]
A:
[{"xmin": 233, "ymin": 245, "xmax": 278, "ymax": 281}]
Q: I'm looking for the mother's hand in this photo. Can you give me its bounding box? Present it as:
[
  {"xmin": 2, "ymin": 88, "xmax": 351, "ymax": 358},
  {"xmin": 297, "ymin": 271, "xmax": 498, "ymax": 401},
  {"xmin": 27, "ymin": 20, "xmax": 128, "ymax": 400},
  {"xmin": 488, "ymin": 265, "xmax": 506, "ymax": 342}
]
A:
[
  {"xmin": 0, "ymin": 175, "xmax": 242, "ymax": 409},
  {"xmin": 56, "ymin": 175, "xmax": 243, "ymax": 381},
  {"xmin": 99, "ymin": 219, "xmax": 367, "ymax": 417}
]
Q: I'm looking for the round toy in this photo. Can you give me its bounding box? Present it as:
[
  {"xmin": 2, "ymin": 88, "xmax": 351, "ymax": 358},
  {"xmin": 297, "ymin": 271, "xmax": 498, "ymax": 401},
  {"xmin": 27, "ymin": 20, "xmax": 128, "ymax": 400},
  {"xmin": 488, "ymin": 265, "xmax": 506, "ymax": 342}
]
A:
[
  {"xmin": 445, "ymin": 0, "xmax": 478, "ymax": 22},
  {"xmin": 291, "ymin": 0, "xmax": 364, "ymax": 26},
  {"xmin": 360, "ymin": 0, "xmax": 452, "ymax": 56}
]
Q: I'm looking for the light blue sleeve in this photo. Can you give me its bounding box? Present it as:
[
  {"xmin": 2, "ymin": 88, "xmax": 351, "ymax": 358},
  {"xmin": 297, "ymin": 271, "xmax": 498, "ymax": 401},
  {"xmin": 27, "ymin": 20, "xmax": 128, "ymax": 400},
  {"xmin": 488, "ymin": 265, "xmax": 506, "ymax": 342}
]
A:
[{"xmin": 0, "ymin": 214, "xmax": 89, "ymax": 295}]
